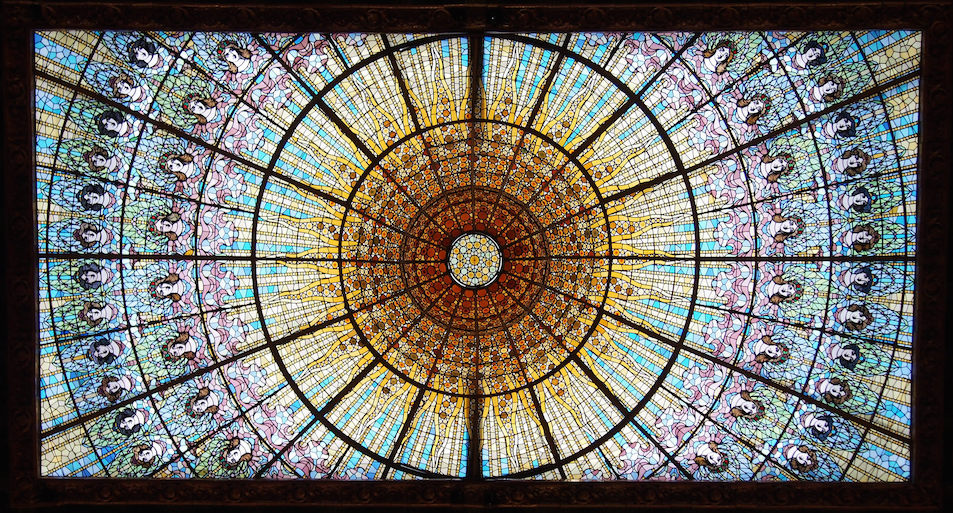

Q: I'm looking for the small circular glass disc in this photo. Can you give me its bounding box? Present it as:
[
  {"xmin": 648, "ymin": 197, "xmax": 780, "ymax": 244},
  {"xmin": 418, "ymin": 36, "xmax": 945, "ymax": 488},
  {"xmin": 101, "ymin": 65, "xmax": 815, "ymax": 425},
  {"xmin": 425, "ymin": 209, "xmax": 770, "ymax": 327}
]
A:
[{"xmin": 448, "ymin": 233, "xmax": 502, "ymax": 287}]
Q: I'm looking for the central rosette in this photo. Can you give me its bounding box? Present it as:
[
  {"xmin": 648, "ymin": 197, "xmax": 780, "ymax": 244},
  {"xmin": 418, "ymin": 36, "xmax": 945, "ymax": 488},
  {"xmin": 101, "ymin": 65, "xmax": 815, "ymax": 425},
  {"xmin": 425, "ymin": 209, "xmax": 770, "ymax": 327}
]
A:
[
  {"xmin": 400, "ymin": 186, "xmax": 551, "ymax": 335},
  {"xmin": 339, "ymin": 122, "xmax": 609, "ymax": 396},
  {"xmin": 448, "ymin": 232, "xmax": 502, "ymax": 287}
]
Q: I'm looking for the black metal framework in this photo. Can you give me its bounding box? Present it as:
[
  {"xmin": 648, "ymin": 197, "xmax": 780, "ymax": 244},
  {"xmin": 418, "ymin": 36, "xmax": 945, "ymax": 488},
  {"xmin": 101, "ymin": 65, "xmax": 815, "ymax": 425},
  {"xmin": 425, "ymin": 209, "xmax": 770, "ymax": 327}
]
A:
[{"xmin": 4, "ymin": 0, "xmax": 951, "ymax": 510}]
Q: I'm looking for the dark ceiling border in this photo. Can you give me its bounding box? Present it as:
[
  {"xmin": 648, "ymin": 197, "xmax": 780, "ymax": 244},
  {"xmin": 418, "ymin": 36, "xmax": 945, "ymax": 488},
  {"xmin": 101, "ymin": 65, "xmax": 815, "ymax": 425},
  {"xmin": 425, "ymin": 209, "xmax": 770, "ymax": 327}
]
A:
[
  {"xmin": 3, "ymin": 0, "xmax": 953, "ymax": 32},
  {"xmin": 2, "ymin": 1, "xmax": 950, "ymax": 511}
]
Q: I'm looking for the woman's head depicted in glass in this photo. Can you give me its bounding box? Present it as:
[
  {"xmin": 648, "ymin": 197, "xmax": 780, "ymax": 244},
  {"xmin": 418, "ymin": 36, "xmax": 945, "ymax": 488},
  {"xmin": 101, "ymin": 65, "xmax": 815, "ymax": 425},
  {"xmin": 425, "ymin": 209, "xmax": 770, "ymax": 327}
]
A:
[
  {"xmin": 79, "ymin": 301, "xmax": 111, "ymax": 327},
  {"xmin": 189, "ymin": 387, "xmax": 218, "ymax": 415},
  {"xmin": 222, "ymin": 438, "xmax": 253, "ymax": 469},
  {"xmin": 815, "ymin": 75, "xmax": 845, "ymax": 102},
  {"xmin": 832, "ymin": 111, "xmax": 858, "ymax": 137},
  {"xmin": 849, "ymin": 224, "xmax": 880, "ymax": 251},
  {"xmin": 151, "ymin": 273, "xmax": 183, "ymax": 301},
  {"xmin": 219, "ymin": 40, "xmax": 252, "ymax": 73},
  {"xmin": 846, "ymin": 186, "xmax": 873, "ymax": 213},
  {"xmin": 789, "ymin": 445, "xmax": 818, "ymax": 472},
  {"xmin": 702, "ymin": 40, "xmax": 734, "ymax": 73},
  {"xmin": 168, "ymin": 334, "xmax": 192, "ymax": 358},
  {"xmin": 127, "ymin": 38, "xmax": 158, "ymax": 68},
  {"xmin": 186, "ymin": 97, "xmax": 217, "ymax": 124},
  {"xmin": 838, "ymin": 148, "xmax": 872, "ymax": 177},
  {"xmin": 762, "ymin": 153, "xmax": 793, "ymax": 183},
  {"xmin": 163, "ymin": 153, "xmax": 194, "ymax": 181},
  {"xmin": 78, "ymin": 183, "xmax": 107, "ymax": 211},
  {"xmin": 837, "ymin": 343, "xmax": 860, "ymax": 370},
  {"xmin": 847, "ymin": 266, "xmax": 875, "ymax": 294},
  {"xmin": 821, "ymin": 377, "xmax": 852, "ymax": 405},
  {"xmin": 150, "ymin": 212, "xmax": 184, "ymax": 242},
  {"xmin": 807, "ymin": 413, "xmax": 835, "ymax": 441},
  {"xmin": 113, "ymin": 408, "xmax": 144, "ymax": 436},
  {"xmin": 768, "ymin": 276, "xmax": 802, "ymax": 305},
  {"xmin": 801, "ymin": 40, "xmax": 827, "ymax": 67},
  {"xmin": 74, "ymin": 262, "xmax": 105, "ymax": 290},
  {"xmin": 131, "ymin": 443, "xmax": 158, "ymax": 468},
  {"xmin": 94, "ymin": 110, "xmax": 126, "ymax": 138},
  {"xmin": 86, "ymin": 337, "xmax": 118, "ymax": 365},
  {"xmin": 97, "ymin": 375, "xmax": 128, "ymax": 403},
  {"xmin": 108, "ymin": 72, "xmax": 137, "ymax": 99}
]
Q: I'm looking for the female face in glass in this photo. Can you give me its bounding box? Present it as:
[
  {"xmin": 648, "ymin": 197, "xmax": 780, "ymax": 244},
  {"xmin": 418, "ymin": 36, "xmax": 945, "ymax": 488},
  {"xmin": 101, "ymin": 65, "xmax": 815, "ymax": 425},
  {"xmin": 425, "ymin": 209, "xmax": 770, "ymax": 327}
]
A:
[
  {"xmin": 156, "ymin": 281, "xmax": 177, "ymax": 297},
  {"xmin": 804, "ymin": 46, "xmax": 822, "ymax": 63},
  {"xmin": 167, "ymin": 157, "xmax": 187, "ymax": 173},
  {"xmin": 827, "ymin": 383, "xmax": 846, "ymax": 398},
  {"xmin": 777, "ymin": 282, "xmax": 796, "ymax": 298},
  {"xmin": 845, "ymin": 153, "xmax": 865, "ymax": 169},
  {"xmin": 135, "ymin": 47, "xmax": 154, "ymax": 65},
  {"xmin": 843, "ymin": 307, "xmax": 868, "ymax": 325},
  {"xmin": 153, "ymin": 218, "xmax": 179, "ymax": 235},
  {"xmin": 80, "ymin": 269, "xmax": 101, "ymax": 286},
  {"xmin": 80, "ymin": 227, "xmax": 102, "ymax": 244},
  {"xmin": 119, "ymin": 413, "xmax": 140, "ymax": 431},
  {"xmin": 93, "ymin": 342, "xmax": 112, "ymax": 360},
  {"xmin": 82, "ymin": 190, "xmax": 105, "ymax": 207},
  {"xmin": 834, "ymin": 116, "xmax": 854, "ymax": 133},
  {"xmin": 852, "ymin": 272, "xmax": 871, "ymax": 285},
  {"xmin": 766, "ymin": 158, "xmax": 786, "ymax": 173},
  {"xmin": 223, "ymin": 47, "xmax": 248, "ymax": 67},
  {"xmin": 90, "ymin": 153, "xmax": 109, "ymax": 168},
  {"xmin": 738, "ymin": 399, "xmax": 758, "ymax": 416},
  {"xmin": 116, "ymin": 79, "xmax": 136, "ymax": 98},
  {"xmin": 137, "ymin": 446, "xmax": 156, "ymax": 464},
  {"xmin": 103, "ymin": 116, "xmax": 122, "ymax": 134},
  {"xmin": 188, "ymin": 99, "xmax": 214, "ymax": 119},
  {"xmin": 763, "ymin": 343, "xmax": 783, "ymax": 358},
  {"xmin": 854, "ymin": 229, "xmax": 874, "ymax": 244},
  {"xmin": 105, "ymin": 379, "xmax": 124, "ymax": 395},
  {"xmin": 778, "ymin": 219, "xmax": 799, "ymax": 234},
  {"xmin": 169, "ymin": 342, "xmax": 188, "ymax": 357},
  {"xmin": 192, "ymin": 397, "xmax": 209, "ymax": 414},
  {"xmin": 819, "ymin": 79, "xmax": 840, "ymax": 96},
  {"xmin": 792, "ymin": 447, "xmax": 814, "ymax": 466},
  {"xmin": 714, "ymin": 45, "xmax": 730, "ymax": 63},
  {"xmin": 840, "ymin": 347, "xmax": 858, "ymax": 362},
  {"xmin": 86, "ymin": 306, "xmax": 107, "ymax": 321},
  {"xmin": 847, "ymin": 191, "xmax": 870, "ymax": 207},
  {"xmin": 226, "ymin": 447, "xmax": 245, "ymax": 465}
]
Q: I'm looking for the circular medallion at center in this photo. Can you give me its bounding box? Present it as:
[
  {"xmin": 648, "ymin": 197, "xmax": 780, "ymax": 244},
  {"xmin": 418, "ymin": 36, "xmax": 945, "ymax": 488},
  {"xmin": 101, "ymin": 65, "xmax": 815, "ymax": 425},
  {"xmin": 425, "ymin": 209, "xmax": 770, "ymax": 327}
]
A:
[{"xmin": 448, "ymin": 232, "xmax": 502, "ymax": 287}]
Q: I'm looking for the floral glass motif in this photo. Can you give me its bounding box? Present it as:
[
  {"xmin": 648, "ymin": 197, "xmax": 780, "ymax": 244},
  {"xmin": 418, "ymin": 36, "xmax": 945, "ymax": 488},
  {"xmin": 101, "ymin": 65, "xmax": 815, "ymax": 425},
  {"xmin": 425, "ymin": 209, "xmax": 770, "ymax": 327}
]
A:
[
  {"xmin": 35, "ymin": 30, "xmax": 918, "ymax": 480},
  {"xmin": 448, "ymin": 233, "xmax": 503, "ymax": 287}
]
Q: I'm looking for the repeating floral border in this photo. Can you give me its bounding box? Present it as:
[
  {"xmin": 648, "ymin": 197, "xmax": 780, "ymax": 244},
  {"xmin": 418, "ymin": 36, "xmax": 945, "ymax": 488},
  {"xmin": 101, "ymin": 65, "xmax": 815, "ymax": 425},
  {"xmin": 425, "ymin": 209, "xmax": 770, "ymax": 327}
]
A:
[{"xmin": 3, "ymin": 1, "xmax": 950, "ymax": 510}]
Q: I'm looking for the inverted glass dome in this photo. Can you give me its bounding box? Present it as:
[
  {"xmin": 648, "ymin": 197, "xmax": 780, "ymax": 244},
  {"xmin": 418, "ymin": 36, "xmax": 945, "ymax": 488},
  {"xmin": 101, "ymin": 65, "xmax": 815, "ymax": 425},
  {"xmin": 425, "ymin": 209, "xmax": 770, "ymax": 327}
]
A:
[{"xmin": 35, "ymin": 30, "xmax": 918, "ymax": 480}]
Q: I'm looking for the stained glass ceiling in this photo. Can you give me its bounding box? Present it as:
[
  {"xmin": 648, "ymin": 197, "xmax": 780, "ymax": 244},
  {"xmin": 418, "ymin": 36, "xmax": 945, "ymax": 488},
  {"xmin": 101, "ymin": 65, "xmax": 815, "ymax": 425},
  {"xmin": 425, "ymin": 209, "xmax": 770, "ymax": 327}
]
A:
[{"xmin": 35, "ymin": 31, "xmax": 918, "ymax": 480}]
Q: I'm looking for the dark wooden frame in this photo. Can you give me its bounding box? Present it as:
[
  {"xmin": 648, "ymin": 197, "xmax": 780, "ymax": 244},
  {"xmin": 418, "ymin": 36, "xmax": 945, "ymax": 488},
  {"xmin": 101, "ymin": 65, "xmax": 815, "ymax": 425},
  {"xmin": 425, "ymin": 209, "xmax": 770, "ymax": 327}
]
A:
[{"xmin": 3, "ymin": 0, "xmax": 950, "ymax": 511}]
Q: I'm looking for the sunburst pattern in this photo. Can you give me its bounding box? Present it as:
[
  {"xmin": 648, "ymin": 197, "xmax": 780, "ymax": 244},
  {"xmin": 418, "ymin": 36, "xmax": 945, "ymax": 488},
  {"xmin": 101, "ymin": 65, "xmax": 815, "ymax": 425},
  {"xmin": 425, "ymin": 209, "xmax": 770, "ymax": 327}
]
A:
[{"xmin": 36, "ymin": 31, "xmax": 917, "ymax": 480}]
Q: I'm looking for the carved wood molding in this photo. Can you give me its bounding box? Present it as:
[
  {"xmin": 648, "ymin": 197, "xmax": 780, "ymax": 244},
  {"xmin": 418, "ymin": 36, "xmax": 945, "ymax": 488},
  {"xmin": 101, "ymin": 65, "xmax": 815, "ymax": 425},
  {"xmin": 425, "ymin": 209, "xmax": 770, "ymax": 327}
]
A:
[{"xmin": 1, "ymin": 1, "xmax": 950, "ymax": 31}]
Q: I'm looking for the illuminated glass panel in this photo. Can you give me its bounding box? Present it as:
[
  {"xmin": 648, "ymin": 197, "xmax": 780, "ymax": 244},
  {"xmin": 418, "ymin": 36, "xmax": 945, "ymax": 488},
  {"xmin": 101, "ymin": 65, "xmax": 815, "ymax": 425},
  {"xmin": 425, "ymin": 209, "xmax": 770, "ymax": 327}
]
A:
[{"xmin": 36, "ymin": 30, "xmax": 918, "ymax": 480}]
